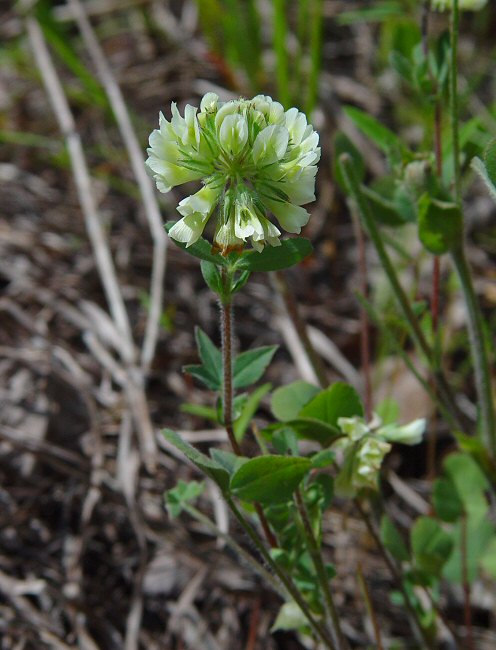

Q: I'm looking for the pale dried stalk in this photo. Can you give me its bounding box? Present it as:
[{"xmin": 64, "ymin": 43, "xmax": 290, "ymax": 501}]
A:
[
  {"xmin": 25, "ymin": 14, "xmax": 158, "ymax": 468},
  {"xmin": 25, "ymin": 17, "xmax": 134, "ymax": 363},
  {"xmin": 68, "ymin": 0, "xmax": 167, "ymax": 372}
]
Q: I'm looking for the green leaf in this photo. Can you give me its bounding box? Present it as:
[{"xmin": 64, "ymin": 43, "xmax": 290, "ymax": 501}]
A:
[
  {"xmin": 443, "ymin": 453, "xmax": 489, "ymax": 522},
  {"xmin": 183, "ymin": 364, "xmax": 220, "ymax": 391},
  {"xmin": 483, "ymin": 138, "xmax": 496, "ymax": 185},
  {"xmin": 233, "ymin": 382, "xmax": 272, "ymax": 442},
  {"xmin": 375, "ymin": 398, "xmax": 400, "ymax": 425},
  {"xmin": 389, "ymin": 50, "xmax": 413, "ymax": 84},
  {"xmin": 310, "ymin": 449, "xmax": 336, "ymax": 469},
  {"xmin": 231, "ymin": 270, "xmax": 251, "ymax": 294},
  {"xmin": 480, "ymin": 537, "xmax": 496, "ymax": 579},
  {"xmin": 184, "ymin": 327, "xmax": 223, "ymax": 391},
  {"xmin": 417, "ymin": 195, "xmax": 463, "ymax": 255},
  {"xmin": 471, "ymin": 156, "xmax": 496, "ymax": 203},
  {"xmin": 165, "ymin": 479, "xmax": 205, "ymax": 518},
  {"xmin": 162, "ymin": 428, "xmax": 230, "ymax": 490},
  {"xmin": 279, "ymin": 417, "xmax": 342, "ymax": 446},
  {"xmin": 411, "ymin": 516, "xmax": 453, "ymax": 577},
  {"xmin": 271, "ymin": 601, "xmax": 309, "ymax": 633},
  {"xmin": 230, "ymin": 455, "xmax": 312, "ymax": 503},
  {"xmin": 333, "ymin": 132, "xmax": 365, "ymax": 192},
  {"xmin": 344, "ymin": 105, "xmax": 402, "ymax": 153},
  {"xmin": 380, "ymin": 515, "xmax": 409, "ymax": 562},
  {"xmin": 165, "ymin": 223, "xmax": 228, "ymax": 265},
  {"xmin": 432, "ymin": 478, "xmax": 463, "ymax": 523},
  {"xmin": 271, "ymin": 381, "xmax": 321, "ymax": 422},
  {"xmin": 236, "ymin": 238, "xmax": 313, "ymax": 272},
  {"xmin": 443, "ymin": 517, "xmax": 495, "ymax": 584},
  {"xmin": 233, "ymin": 345, "xmax": 278, "ymax": 389},
  {"xmin": 299, "ymin": 383, "xmax": 364, "ymax": 429},
  {"xmin": 209, "ymin": 448, "xmax": 247, "ymax": 474},
  {"xmin": 180, "ymin": 402, "xmax": 218, "ymax": 422},
  {"xmin": 200, "ymin": 260, "xmax": 224, "ymax": 296},
  {"xmin": 361, "ymin": 184, "xmax": 408, "ymax": 227}
]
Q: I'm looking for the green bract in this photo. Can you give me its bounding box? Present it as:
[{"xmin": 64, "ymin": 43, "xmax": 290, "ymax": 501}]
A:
[
  {"xmin": 146, "ymin": 93, "xmax": 320, "ymax": 254},
  {"xmin": 334, "ymin": 415, "xmax": 426, "ymax": 494},
  {"xmin": 431, "ymin": 0, "xmax": 487, "ymax": 10}
]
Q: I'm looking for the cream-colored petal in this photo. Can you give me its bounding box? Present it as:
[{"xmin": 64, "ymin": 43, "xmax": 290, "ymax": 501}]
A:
[{"xmin": 266, "ymin": 199, "xmax": 310, "ymax": 234}]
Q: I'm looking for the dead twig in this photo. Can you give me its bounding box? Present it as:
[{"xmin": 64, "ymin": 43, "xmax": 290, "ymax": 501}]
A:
[{"xmin": 68, "ymin": 0, "xmax": 167, "ymax": 373}]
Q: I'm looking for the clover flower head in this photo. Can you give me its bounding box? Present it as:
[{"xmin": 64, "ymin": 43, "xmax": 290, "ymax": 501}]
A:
[
  {"xmin": 431, "ymin": 0, "xmax": 487, "ymax": 11},
  {"xmin": 145, "ymin": 93, "xmax": 320, "ymax": 254},
  {"xmin": 334, "ymin": 414, "xmax": 426, "ymax": 496}
]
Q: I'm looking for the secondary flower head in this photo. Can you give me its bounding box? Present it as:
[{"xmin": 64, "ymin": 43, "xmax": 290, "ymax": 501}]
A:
[
  {"xmin": 431, "ymin": 0, "xmax": 487, "ymax": 10},
  {"xmin": 334, "ymin": 414, "xmax": 426, "ymax": 496},
  {"xmin": 145, "ymin": 94, "xmax": 320, "ymax": 254}
]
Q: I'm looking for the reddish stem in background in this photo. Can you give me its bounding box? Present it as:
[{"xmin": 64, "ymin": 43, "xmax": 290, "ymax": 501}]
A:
[
  {"xmin": 461, "ymin": 514, "xmax": 475, "ymax": 650},
  {"xmin": 245, "ymin": 598, "xmax": 261, "ymax": 650},
  {"xmin": 351, "ymin": 209, "xmax": 372, "ymax": 421}
]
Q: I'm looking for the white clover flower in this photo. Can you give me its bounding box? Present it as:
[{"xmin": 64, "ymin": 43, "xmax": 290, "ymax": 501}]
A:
[
  {"xmin": 145, "ymin": 94, "xmax": 320, "ymax": 254},
  {"xmin": 431, "ymin": 0, "xmax": 487, "ymax": 10}
]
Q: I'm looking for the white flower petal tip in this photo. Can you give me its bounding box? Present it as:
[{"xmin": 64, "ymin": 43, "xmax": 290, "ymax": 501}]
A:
[{"xmin": 146, "ymin": 93, "xmax": 320, "ymax": 254}]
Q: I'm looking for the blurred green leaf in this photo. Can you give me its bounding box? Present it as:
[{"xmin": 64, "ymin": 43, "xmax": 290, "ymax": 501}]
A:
[
  {"xmin": 165, "ymin": 480, "xmax": 205, "ymax": 518},
  {"xmin": 411, "ymin": 517, "xmax": 453, "ymax": 577},
  {"xmin": 183, "ymin": 327, "xmax": 222, "ymax": 390},
  {"xmin": 271, "ymin": 381, "xmax": 320, "ymax": 422},
  {"xmin": 381, "ymin": 514, "xmax": 410, "ymax": 562},
  {"xmin": 163, "ymin": 429, "xmax": 230, "ymax": 490},
  {"xmin": 344, "ymin": 105, "xmax": 402, "ymax": 154},
  {"xmin": 432, "ymin": 478, "xmax": 463, "ymax": 523},
  {"xmin": 417, "ymin": 195, "xmax": 463, "ymax": 255},
  {"xmin": 299, "ymin": 383, "xmax": 364, "ymax": 429},
  {"xmin": 233, "ymin": 382, "xmax": 272, "ymax": 442},
  {"xmin": 237, "ymin": 238, "xmax": 313, "ymax": 272}
]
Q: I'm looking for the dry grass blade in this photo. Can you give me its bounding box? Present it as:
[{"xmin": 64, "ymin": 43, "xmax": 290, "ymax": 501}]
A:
[
  {"xmin": 23, "ymin": 8, "xmax": 157, "ymax": 470},
  {"xmin": 23, "ymin": 14, "xmax": 135, "ymax": 364},
  {"xmin": 68, "ymin": 0, "xmax": 167, "ymax": 372}
]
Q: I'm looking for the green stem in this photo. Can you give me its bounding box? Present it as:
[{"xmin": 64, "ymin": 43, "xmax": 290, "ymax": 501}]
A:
[
  {"xmin": 339, "ymin": 154, "xmax": 463, "ymax": 430},
  {"xmin": 450, "ymin": 0, "xmax": 461, "ymax": 204},
  {"xmin": 226, "ymin": 496, "xmax": 337, "ymax": 649},
  {"xmin": 451, "ymin": 246, "xmax": 496, "ymax": 455},
  {"xmin": 295, "ymin": 489, "xmax": 348, "ymax": 650}
]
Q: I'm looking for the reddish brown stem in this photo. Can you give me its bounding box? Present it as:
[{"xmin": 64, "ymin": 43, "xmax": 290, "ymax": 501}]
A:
[
  {"xmin": 461, "ymin": 514, "xmax": 474, "ymax": 650},
  {"xmin": 219, "ymin": 279, "xmax": 277, "ymax": 548},
  {"xmin": 351, "ymin": 208, "xmax": 372, "ymax": 420}
]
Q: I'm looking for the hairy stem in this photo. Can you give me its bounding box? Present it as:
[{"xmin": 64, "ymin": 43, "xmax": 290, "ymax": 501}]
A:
[{"xmin": 219, "ymin": 268, "xmax": 277, "ymax": 547}]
